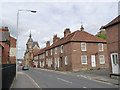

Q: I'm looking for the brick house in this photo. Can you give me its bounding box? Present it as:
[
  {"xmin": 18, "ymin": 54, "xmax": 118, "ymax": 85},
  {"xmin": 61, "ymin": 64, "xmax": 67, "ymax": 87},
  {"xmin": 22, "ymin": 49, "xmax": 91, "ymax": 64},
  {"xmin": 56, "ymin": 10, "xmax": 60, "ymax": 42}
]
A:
[
  {"xmin": 9, "ymin": 36, "xmax": 16, "ymax": 63},
  {"xmin": 0, "ymin": 27, "xmax": 10, "ymax": 64},
  {"xmin": 103, "ymin": 15, "xmax": 120, "ymax": 75},
  {"xmin": 34, "ymin": 25, "xmax": 109, "ymax": 71}
]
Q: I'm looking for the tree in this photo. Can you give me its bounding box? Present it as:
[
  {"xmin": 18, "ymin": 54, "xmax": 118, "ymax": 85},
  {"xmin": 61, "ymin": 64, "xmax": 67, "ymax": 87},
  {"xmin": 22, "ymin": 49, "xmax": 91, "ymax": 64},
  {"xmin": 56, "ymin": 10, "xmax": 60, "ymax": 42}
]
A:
[{"xmin": 96, "ymin": 33, "xmax": 106, "ymax": 40}]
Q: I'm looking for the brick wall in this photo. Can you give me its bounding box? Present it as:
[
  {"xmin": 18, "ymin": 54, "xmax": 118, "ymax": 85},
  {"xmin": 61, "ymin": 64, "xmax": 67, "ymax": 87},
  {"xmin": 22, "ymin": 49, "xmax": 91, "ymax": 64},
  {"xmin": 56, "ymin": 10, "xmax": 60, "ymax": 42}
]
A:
[
  {"xmin": 71, "ymin": 42, "xmax": 108, "ymax": 71},
  {"xmin": 106, "ymin": 24, "xmax": 118, "ymax": 73}
]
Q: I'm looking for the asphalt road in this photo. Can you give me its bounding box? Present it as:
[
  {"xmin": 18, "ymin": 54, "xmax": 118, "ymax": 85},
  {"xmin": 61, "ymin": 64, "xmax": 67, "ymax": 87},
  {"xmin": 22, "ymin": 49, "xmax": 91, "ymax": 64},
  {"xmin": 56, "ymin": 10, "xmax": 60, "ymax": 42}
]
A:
[{"xmin": 20, "ymin": 67, "xmax": 119, "ymax": 89}]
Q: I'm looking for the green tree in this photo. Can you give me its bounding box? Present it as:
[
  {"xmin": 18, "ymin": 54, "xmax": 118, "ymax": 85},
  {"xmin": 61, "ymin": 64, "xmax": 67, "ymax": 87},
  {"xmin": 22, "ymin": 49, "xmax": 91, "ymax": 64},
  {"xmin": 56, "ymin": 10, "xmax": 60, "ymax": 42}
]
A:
[{"xmin": 96, "ymin": 33, "xmax": 106, "ymax": 40}]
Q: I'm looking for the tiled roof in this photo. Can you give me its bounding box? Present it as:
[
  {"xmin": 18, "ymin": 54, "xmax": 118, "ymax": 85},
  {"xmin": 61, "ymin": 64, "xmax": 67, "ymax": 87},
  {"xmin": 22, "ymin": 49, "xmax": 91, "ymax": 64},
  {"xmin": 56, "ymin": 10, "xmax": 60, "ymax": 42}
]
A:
[
  {"xmin": 103, "ymin": 15, "xmax": 120, "ymax": 28},
  {"xmin": 46, "ymin": 30, "xmax": 106, "ymax": 50},
  {"xmin": 33, "ymin": 48, "xmax": 46, "ymax": 56},
  {"xmin": 31, "ymin": 41, "xmax": 40, "ymax": 49},
  {"xmin": 33, "ymin": 30, "xmax": 106, "ymax": 56}
]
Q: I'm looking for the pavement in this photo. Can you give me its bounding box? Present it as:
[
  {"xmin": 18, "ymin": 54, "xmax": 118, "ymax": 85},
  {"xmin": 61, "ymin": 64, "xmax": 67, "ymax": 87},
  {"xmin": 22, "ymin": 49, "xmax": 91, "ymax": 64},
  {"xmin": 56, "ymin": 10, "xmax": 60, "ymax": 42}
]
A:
[
  {"xmin": 11, "ymin": 66, "xmax": 41, "ymax": 89},
  {"xmin": 11, "ymin": 66, "xmax": 120, "ymax": 89}
]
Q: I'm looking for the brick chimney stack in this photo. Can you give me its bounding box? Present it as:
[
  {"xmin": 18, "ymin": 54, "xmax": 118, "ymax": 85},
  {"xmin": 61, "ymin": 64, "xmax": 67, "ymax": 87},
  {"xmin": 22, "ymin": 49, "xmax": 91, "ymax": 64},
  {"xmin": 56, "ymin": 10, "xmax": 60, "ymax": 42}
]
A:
[
  {"xmin": 46, "ymin": 41, "xmax": 50, "ymax": 47},
  {"xmin": 53, "ymin": 34, "xmax": 60, "ymax": 43},
  {"xmin": 80, "ymin": 25, "xmax": 84, "ymax": 31},
  {"xmin": 64, "ymin": 28, "xmax": 71, "ymax": 37}
]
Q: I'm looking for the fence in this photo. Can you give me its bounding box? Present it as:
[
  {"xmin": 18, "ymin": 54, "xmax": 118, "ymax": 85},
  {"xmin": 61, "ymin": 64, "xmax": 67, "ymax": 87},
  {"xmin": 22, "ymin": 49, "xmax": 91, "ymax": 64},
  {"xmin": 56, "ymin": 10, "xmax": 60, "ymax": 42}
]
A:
[{"xmin": 2, "ymin": 64, "xmax": 16, "ymax": 89}]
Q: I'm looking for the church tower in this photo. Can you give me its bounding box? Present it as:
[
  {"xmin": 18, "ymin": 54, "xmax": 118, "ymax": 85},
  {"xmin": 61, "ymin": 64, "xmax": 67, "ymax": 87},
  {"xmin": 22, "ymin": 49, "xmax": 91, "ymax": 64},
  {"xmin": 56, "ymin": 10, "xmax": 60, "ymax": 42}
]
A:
[{"xmin": 26, "ymin": 32, "xmax": 33, "ymax": 51}]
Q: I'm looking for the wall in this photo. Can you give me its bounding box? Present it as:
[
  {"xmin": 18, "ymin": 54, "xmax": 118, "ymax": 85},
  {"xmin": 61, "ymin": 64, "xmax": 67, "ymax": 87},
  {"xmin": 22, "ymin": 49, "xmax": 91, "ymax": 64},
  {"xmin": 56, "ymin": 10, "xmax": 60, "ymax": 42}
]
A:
[
  {"xmin": 71, "ymin": 42, "xmax": 108, "ymax": 71},
  {"xmin": 106, "ymin": 24, "xmax": 119, "ymax": 74}
]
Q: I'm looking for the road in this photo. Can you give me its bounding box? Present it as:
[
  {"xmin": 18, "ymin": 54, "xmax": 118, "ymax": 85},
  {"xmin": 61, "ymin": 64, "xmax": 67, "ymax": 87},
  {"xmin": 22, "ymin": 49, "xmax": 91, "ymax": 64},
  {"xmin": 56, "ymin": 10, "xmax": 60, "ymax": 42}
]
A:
[{"xmin": 18, "ymin": 66, "xmax": 119, "ymax": 89}]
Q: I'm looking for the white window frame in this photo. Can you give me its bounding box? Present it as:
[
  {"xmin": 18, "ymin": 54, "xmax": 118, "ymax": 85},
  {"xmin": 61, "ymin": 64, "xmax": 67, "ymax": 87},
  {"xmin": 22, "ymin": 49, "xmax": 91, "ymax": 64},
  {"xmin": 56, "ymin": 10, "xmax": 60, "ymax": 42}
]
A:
[
  {"xmin": 99, "ymin": 55, "xmax": 105, "ymax": 64},
  {"xmin": 46, "ymin": 51, "xmax": 48, "ymax": 56},
  {"xmin": 98, "ymin": 43, "xmax": 104, "ymax": 51},
  {"xmin": 55, "ymin": 47, "xmax": 57, "ymax": 54},
  {"xmin": 81, "ymin": 42, "xmax": 87, "ymax": 51},
  {"xmin": 61, "ymin": 45, "xmax": 64, "ymax": 53},
  {"xmin": 65, "ymin": 56, "xmax": 68, "ymax": 65},
  {"xmin": 51, "ymin": 49, "xmax": 52, "ymax": 55},
  {"xmin": 81, "ymin": 55, "xmax": 87, "ymax": 64}
]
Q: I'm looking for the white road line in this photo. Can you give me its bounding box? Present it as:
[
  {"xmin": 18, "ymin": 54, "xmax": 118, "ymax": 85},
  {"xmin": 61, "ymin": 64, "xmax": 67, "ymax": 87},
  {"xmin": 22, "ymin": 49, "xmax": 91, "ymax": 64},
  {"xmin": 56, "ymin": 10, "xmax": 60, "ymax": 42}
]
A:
[
  {"xmin": 83, "ymin": 86, "xmax": 87, "ymax": 88},
  {"xmin": 56, "ymin": 77, "xmax": 72, "ymax": 84}
]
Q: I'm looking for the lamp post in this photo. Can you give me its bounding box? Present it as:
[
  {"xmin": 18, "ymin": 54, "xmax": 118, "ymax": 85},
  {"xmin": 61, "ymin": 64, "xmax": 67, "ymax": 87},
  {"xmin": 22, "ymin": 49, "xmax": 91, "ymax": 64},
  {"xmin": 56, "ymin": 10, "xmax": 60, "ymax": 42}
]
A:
[{"xmin": 16, "ymin": 10, "xmax": 36, "ymax": 78}]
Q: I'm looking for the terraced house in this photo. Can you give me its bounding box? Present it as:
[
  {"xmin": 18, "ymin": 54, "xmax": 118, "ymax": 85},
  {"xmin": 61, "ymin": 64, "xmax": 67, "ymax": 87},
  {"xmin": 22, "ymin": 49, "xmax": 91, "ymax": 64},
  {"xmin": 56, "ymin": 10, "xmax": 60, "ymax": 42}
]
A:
[{"xmin": 33, "ymin": 25, "xmax": 109, "ymax": 71}]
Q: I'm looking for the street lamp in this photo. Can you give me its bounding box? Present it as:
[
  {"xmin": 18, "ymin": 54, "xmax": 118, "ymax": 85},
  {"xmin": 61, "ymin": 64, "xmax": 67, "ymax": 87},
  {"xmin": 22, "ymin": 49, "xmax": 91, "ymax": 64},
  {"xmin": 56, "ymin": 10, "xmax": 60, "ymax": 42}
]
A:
[{"xmin": 16, "ymin": 10, "xmax": 36, "ymax": 78}]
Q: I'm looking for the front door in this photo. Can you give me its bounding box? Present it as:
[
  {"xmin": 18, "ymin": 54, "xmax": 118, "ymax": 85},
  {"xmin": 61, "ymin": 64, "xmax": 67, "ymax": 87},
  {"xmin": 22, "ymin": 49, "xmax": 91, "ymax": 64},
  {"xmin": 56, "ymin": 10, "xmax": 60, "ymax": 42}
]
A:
[
  {"xmin": 91, "ymin": 55, "xmax": 96, "ymax": 67},
  {"xmin": 111, "ymin": 53, "xmax": 120, "ymax": 74}
]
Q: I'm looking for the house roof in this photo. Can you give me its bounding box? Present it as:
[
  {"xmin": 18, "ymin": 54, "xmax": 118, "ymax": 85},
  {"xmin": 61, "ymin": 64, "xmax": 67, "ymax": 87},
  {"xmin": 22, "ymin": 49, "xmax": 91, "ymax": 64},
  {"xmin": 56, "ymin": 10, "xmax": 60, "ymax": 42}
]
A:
[
  {"xmin": 103, "ymin": 15, "xmax": 120, "ymax": 29},
  {"xmin": 33, "ymin": 30, "xmax": 106, "ymax": 56},
  {"xmin": 31, "ymin": 41, "xmax": 40, "ymax": 49},
  {"xmin": 33, "ymin": 47, "xmax": 46, "ymax": 56},
  {"xmin": 0, "ymin": 31, "xmax": 10, "ymax": 42},
  {"xmin": 46, "ymin": 30, "xmax": 106, "ymax": 50}
]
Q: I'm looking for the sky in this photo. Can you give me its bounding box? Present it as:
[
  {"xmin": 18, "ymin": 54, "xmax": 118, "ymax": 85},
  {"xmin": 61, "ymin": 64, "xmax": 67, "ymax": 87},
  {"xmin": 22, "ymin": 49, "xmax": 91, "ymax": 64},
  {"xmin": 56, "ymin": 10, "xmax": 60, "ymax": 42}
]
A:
[{"xmin": 0, "ymin": 0, "xmax": 119, "ymax": 59}]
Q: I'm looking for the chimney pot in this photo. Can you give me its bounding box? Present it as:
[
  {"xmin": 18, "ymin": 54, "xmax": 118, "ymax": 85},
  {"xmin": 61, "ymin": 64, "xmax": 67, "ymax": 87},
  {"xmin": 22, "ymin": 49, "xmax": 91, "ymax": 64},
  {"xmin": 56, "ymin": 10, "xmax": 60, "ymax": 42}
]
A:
[
  {"xmin": 64, "ymin": 28, "xmax": 71, "ymax": 37},
  {"xmin": 80, "ymin": 25, "xmax": 84, "ymax": 31}
]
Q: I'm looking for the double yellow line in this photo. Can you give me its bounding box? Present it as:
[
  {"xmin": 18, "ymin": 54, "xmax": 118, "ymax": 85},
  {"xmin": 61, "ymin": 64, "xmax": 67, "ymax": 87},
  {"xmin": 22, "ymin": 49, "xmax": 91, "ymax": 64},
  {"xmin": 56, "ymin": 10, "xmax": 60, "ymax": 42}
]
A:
[{"xmin": 24, "ymin": 72, "xmax": 42, "ymax": 90}]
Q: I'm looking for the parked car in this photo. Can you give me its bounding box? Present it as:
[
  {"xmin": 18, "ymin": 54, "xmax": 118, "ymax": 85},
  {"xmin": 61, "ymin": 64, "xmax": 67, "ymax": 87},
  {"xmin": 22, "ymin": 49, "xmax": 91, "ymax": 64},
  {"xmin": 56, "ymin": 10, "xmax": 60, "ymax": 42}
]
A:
[
  {"xmin": 22, "ymin": 65, "xmax": 29, "ymax": 70},
  {"xmin": 19, "ymin": 64, "xmax": 22, "ymax": 66}
]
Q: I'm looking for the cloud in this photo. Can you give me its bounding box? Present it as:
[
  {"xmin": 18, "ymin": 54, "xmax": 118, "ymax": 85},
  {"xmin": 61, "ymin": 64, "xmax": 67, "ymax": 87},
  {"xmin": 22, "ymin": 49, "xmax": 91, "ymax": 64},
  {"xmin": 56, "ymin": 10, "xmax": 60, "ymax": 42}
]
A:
[{"xmin": 1, "ymin": 1, "xmax": 118, "ymax": 59}]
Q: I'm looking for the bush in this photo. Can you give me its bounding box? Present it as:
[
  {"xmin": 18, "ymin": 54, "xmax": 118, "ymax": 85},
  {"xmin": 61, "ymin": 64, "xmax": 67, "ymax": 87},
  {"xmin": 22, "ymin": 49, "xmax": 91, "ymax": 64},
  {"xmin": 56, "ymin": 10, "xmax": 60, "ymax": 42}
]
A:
[
  {"xmin": 97, "ymin": 67, "xmax": 101, "ymax": 70},
  {"xmin": 90, "ymin": 68, "xmax": 93, "ymax": 70}
]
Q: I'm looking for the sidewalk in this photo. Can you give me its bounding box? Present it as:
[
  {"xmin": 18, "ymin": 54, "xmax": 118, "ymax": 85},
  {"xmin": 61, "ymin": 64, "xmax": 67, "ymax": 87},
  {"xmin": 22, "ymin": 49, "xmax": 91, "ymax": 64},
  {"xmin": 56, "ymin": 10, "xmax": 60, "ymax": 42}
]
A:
[
  {"xmin": 11, "ymin": 71, "xmax": 39, "ymax": 88},
  {"xmin": 73, "ymin": 69, "xmax": 120, "ymax": 86}
]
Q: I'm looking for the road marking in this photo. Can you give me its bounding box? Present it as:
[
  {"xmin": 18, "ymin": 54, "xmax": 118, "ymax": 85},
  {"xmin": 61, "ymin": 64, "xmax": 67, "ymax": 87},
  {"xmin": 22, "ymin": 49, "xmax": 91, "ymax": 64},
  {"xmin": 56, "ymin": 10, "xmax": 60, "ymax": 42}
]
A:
[
  {"xmin": 23, "ymin": 72, "xmax": 42, "ymax": 90},
  {"xmin": 56, "ymin": 77, "xmax": 72, "ymax": 84},
  {"xmin": 83, "ymin": 86, "xmax": 87, "ymax": 88}
]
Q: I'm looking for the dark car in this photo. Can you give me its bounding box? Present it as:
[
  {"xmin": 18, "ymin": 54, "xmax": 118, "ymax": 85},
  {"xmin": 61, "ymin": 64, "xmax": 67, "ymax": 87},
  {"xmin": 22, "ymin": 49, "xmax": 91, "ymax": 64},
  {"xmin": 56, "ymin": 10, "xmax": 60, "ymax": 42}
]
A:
[{"xmin": 22, "ymin": 65, "xmax": 29, "ymax": 70}]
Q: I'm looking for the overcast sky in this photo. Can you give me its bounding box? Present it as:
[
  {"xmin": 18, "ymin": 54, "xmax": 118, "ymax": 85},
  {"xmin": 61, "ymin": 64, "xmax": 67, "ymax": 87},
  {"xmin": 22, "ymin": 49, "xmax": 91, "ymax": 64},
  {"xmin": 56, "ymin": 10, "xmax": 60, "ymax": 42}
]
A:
[{"xmin": 0, "ymin": 0, "xmax": 119, "ymax": 59}]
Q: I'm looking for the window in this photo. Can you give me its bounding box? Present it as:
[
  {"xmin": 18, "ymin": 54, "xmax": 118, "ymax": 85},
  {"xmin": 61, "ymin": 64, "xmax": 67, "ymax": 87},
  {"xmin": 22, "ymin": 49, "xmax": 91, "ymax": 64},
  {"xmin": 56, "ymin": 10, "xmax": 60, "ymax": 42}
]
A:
[
  {"xmin": 65, "ymin": 56, "xmax": 68, "ymax": 65},
  {"xmin": 81, "ymin": 42, "xmax": 87, "ymax": 51},
  {"xmin": 98, "ymin": 43, "xmax": 104, "ymax": 51},
  {"xmin": 61, "ymin": 45, "xmax": 64, "ymax": 53},
  {"xmin": 51, "ymin": 49, "xmax": 52, "ymax": 55},
  {"xmin": 99, "ymin": 55, "xmax": 105, "ymax": 64},
  {"xmin": 43, "ymin": 54, "xmax": 45, "ymax": 58},
  {"xmin": 46, "ymin": 58, "xmax": 48, "ymax": 65},
  {"xmin": 46, "ymin": 51, "xmax": 48, "ymax": 56},
  {"xmin": 51, "ymin": 58, "xmax": 52, "ymax": 64},
  {"xmin": 55, "ymin": 47, "xmax": 57, "ymax": 54},
  {"xmin": 81, "ymin": 55, "xmax": 87, "ymax": 64}
]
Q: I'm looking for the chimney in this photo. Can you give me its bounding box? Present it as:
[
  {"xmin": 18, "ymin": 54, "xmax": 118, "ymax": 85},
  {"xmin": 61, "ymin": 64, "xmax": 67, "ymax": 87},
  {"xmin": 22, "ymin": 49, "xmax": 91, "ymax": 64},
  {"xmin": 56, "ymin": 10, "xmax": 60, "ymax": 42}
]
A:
[
  {"xmin": 64, "ymin": 28, "xmax": 71, "ymax": 37},
  {"xmin": 53, "ymin": 34, "xmax": 60, "ymax": 43},
  {"xmin": 80, "ymin": 25, "xmax": 84, "ymax": 31},
  {"xmin": 46, "ymin": 41, "xmax": 50, "ymax": 47}
]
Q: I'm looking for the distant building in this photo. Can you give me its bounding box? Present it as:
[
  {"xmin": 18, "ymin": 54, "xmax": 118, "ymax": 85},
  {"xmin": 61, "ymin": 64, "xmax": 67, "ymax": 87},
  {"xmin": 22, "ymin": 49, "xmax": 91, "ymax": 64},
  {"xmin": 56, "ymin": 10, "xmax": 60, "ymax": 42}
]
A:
[
  {"xmin": 10, "ymin": 36, "xmax": 16, "ymax": 63},
  {"xmin": 34, "ymin": 25, "xmax": 109, "ymax": 71},
  {"xmin": 0, "ymin": 27, "xmax": 16, "ymax": 64},
  {"xmin": 96, "ymin": 26, "xmax": 106, "ymax": 35},
  {"xmin": 24, "ymin": 32, "xmax": 40, "ymax": 66},
  {"xmin": 103, "ymin": 15, "xmax": 120, "ymax": 75},
  {"xmin": 0, "ymin": 27, "xmax": 10, "ymax": 64}
]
